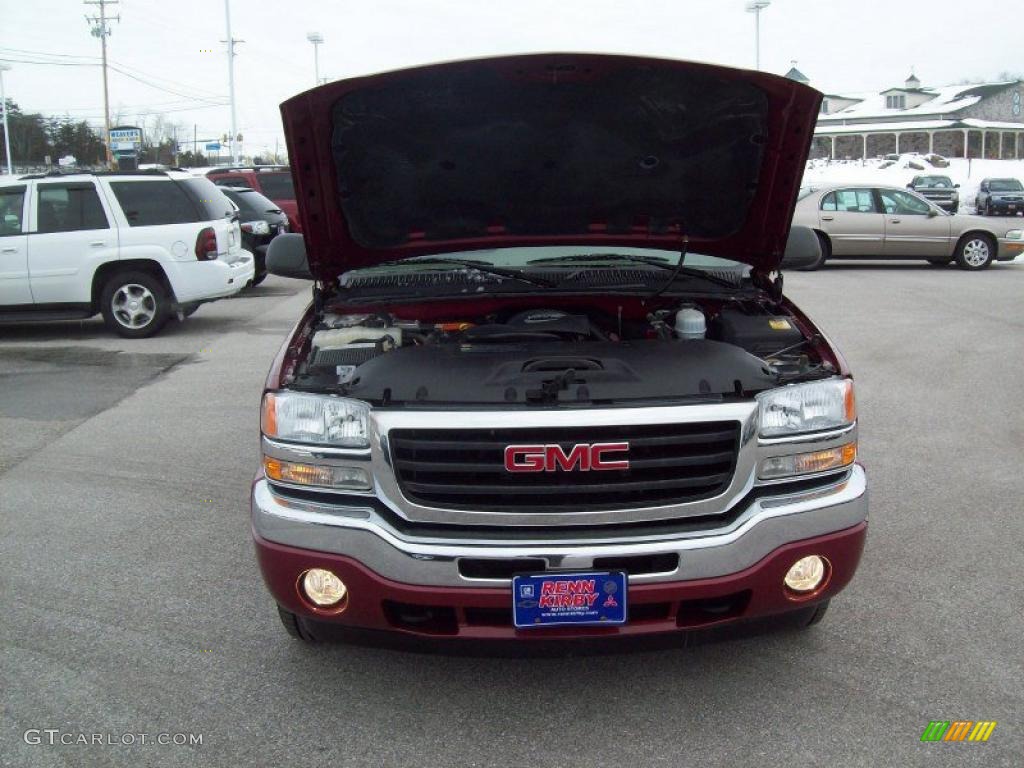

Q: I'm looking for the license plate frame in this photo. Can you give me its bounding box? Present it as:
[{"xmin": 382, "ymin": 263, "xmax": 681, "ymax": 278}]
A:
[{"xmin": 512, "ymin": 571, "xmax": 627, "ymax": 628}]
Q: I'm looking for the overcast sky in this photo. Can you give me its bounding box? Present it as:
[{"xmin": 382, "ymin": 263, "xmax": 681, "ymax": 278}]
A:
[{"xmin": 3, "ymin": 0, "xmax": 1020, "ymax": 157}]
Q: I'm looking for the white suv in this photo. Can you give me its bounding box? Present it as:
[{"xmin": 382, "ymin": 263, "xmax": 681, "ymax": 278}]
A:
[{"xmin": 0, "ymin": 170, "xmax": 254, "ymax": 337}]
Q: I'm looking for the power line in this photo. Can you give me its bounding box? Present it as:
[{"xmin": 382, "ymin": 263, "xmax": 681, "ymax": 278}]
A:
[{"xmin": 0, "ymin": 47, "xmax": 227, "ymax": 101}]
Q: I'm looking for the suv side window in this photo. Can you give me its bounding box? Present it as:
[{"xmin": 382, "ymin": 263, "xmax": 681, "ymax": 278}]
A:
[
  {"xmin": 820, "ymin": 192, "xmax": 836, "ymax": 211},
  {"xmin": 108, "ymin": 180, "xmax": 200, "ymax": 226},
  {"xmin": 832, "ymin": 189, "xmax": 877, "ymax": 213},
  {"xmin": 0, "ymin": 186, "xmax": 27, "ymax": 236},
  {"xmin": 878, "ymin": 189, "xmax": 931, "ymax": 215},
  {"xmin": 37, "ymin": 183, "xmax": 110, "ymax": 233}
]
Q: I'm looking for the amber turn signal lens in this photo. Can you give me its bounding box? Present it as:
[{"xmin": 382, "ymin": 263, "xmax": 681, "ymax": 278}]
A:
[
  {"xmin": 759, "ymin": 442, "xmax": 857, "ymax": 480},
  {"xmin": 261, "ymin": 393, "xmax": 277, "ymax": 438},
  {"xmin": 264, "ymin": 456, "xmax": 334, "ymax": 486},
  {"xmin": 844, "ymin": 380, "xmax": 857, "ymax": 423},
  {"xmin": 263, "ymin": 456, "xmax": 371, "ymax": 490}
]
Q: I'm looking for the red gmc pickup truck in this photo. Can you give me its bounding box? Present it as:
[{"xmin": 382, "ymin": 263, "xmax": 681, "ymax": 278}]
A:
[{"xmin": 252, "ymin": 53, "xmax": 867, "ymax": 646}]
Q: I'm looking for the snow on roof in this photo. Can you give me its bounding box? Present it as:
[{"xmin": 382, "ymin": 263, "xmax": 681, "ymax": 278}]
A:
[{"xmin": 818, "ymin": 82, "xmax": 1018, "ymax": 122}]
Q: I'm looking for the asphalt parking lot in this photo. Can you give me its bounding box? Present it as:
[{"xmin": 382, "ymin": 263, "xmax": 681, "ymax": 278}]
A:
[{"xmin": 1, "ymin": 262, "xmax": 1022, "ymax": 768}]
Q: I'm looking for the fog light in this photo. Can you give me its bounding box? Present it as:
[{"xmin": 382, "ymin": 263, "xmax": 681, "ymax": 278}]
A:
[
  {"xmin": 784, "ymin": 555, "xmax": 827, "ymax": 593},
  {"xmin": 302, "ymin": 568, "xmax": 348, "ymax": 607}
]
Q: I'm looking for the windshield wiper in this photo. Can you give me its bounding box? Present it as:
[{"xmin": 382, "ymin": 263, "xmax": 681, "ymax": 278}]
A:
[
  {"xmin": 390, "ymin": 257, "xmax": 558, "ymax": 288},
  {"xmin": 527, "ymin": 253, "xmax": 741, "ymax": 290}
]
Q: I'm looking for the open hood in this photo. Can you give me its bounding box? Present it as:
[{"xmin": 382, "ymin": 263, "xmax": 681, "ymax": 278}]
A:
[{"xmin": 280, "ymin": 53, "xmax": 821, "ymax": 281}]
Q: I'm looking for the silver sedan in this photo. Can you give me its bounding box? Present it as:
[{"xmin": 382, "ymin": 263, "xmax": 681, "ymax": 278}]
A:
[{"xmin": 793, "ymin": 184, "xmax": 1024, "ymax": 270}]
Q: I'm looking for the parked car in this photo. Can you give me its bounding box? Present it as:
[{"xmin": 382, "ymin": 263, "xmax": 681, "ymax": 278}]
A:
[
  {"xmin": 219, "ymin": 186, "xmax": 288, "ymax": 286},
  {"xmin": 907, "ymin": 174, "xmax": 959, "ymax": 212},
  {"xmin": 793, "ymin": 184, "xmax": 1024, "ymax": 270},
  {"xmin": 974, "ymin": 178, "xmax": 1024, "ymax": 216},
  {"xmin": 202, "ymin": 166, "xmax": 301, "ymax": 232},
  {"xmin": 0, "ymin": 170, "xmax": 254, "ymax": 337},
  {"xmin": 253, "ymin": 54, "xmax": 867, "ymax": 645}
]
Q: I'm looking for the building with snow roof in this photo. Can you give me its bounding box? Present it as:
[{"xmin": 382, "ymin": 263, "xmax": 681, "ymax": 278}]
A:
[{"xmin": 790, "ymin": 69, "xmax": 1024, "ymax": 161}]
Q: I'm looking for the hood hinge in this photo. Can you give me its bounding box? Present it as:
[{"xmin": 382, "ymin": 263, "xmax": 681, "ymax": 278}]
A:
[
  {"xmin": 753, "ymin": 269, "xmax": 784, "ymax": 301},
  {"xmin": 312, "ymin": 282, "xmax": 325, "ymax": 314}
]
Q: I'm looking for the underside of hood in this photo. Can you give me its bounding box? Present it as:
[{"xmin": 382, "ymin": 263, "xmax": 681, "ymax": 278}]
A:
[{"xmin": 280, "ymin": 54, "xmax": 822, "ymax": 280}]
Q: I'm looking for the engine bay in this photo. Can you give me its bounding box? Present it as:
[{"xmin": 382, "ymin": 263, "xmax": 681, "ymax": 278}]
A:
[{"xmin": 287, "ymin": 298, "xmax": 836, "ymax": 406}]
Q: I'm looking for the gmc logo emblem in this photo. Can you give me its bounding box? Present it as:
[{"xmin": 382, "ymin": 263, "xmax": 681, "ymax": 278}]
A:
[{"xmin": 504, "ymin": 443, "xmax": 630, "ymax": 472}]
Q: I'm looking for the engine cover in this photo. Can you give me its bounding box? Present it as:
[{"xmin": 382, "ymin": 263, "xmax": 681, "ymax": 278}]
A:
[{"xmin": 341, "ymin": 339, "xmax": 775, "ymax": 405}]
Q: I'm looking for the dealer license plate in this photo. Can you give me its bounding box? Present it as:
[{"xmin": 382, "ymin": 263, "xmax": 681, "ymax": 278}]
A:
[{"xmin": 512, "ymin": 571, "xmax": 627, "ymax": 628}]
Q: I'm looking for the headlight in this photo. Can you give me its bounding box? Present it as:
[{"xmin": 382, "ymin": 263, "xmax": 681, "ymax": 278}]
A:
[
  {"xmin": 1005, "ymin": 230, "xmax": 1023, "ymax": 240},
  {"xmin": 262, "ymin": 392, "xmax": 370, "ymax": 448},
  {"xmin": 757, "ymin": 378, "xmax": 855, "ymax": 438}
]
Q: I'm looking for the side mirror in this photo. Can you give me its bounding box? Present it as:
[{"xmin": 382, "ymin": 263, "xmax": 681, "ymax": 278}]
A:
[
  {"xmin": 906, "ymin": 183, "xmax": 914, "ymax": 189},
  {"xmin": 954, "ymin": 183, "xmax": 960, "ymax": 188},
  {"xmin": 266, "ymin": 233, "xmax": 313, "ymax": 280},
  {"xmin": 780, "ymin": 225, "xmax": 822, "ymax": 269},
  {"xmin": 927, "ymin": 209, "xmax": 939, "ymax": 218}
]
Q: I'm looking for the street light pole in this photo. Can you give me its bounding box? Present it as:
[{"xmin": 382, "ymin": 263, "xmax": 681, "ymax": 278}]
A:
[
  {"xmin": 745, "ymin": 1, "xmax": 771, "ymax": 71},
  {"xmin": 224, "ymin": 0, "xmax": 240, "ymax": 164},
  {"xmin": 0, "ymin": 63, "xmax": 12, "ymax": 176},
  {"xmin": 307, "ymin": 32, "xmax": 324, "ymax": 87}
]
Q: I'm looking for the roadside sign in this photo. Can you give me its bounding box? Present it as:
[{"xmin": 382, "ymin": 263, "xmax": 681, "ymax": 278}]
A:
[{"xmin": 206, "ymin": 143, "xmax": 221, "ymax": 151}]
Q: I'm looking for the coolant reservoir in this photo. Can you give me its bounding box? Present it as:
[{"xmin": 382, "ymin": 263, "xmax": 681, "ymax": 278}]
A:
[{"xmin": 674, "ymin": 306, "xmax": 706, "ymax": 340}]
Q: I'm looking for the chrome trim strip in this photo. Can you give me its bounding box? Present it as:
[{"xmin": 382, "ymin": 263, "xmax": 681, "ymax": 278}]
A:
[
  {"xmin": 757, "ymin": 423, "xmax": 855, "ymax": 446},
  {"xmin": 252, "ymin": 465, "xmax": 867, "ymax": 587}
]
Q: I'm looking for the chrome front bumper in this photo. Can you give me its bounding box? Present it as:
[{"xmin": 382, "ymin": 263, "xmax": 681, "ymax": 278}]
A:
[{"xmin": 252, "ymin": 464, "xmax": 867, "ymax": 588}]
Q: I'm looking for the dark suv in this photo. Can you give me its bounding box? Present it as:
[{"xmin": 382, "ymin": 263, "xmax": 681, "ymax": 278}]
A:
[
  {"xmin": 220, "ymin": 186, "xmax": 289, "ymax": 285},
  {"xmin": 205, "ymin": 166, "xmax": 301, "ymax": 231},
  {"xmin": 907, "ymin": 174, "xmax": 958, "ymax": 213},
  {"xmin": 975, "ymin": 178, "xmax": 1024, "ymax": 216}
]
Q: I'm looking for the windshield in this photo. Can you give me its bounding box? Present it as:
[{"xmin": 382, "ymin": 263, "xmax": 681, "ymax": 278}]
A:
[
  {"xmin": 913, "ymin": 176, "xmax": 953, "ymax": 188},
  {"xmin": 989, "ymin": 179, "xmax": 1023, "ymax": 192}
]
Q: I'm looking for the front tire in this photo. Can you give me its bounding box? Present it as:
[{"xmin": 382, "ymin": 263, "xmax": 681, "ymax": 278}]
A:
[
  {"xmin": 799, "ymin": 232, "xmax": 830, "ymax": 271},
  {"xmin": 955, "ymin": 234, "xmax": 995, "ymax": 270},
  {"xmin": 277, "ymin": 605, "xmax": 317, "ymax": 643},
  {"xmin": 100, "ymin": 271, "xmax": 171, "ymax": 338},
  {"xmin": 803, "ymin": 599, "xmax": 831, "ymax": 627}
]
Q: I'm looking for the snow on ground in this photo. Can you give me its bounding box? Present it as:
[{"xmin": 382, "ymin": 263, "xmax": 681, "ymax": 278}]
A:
[{"xmin": 802, "ymin": 155, "xmax": 1024, "ymax": 214}]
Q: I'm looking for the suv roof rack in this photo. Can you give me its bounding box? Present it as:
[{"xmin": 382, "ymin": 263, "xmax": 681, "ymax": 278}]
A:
[{"xmin": 18, "ymin": 169, "xmax": 178, "ymax": 180}]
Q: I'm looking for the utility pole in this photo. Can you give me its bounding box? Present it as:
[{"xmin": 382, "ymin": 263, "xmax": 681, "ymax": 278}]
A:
[
  {"xmin": 0, "ymin": 64, "xmax": 12, "ymax": 176},
  {"xmin": 222, "ymin": 0, "xmax": 243, "ymax": 165},
  {"xmin": 84, "ymin": 0, "xmax": 119, "ymax": 168}
]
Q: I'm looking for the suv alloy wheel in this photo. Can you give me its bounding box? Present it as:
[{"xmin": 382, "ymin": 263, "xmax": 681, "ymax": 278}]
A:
[{"xmin": 100, "ymin": 271, "xmax": 171, "ymax": 338}]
